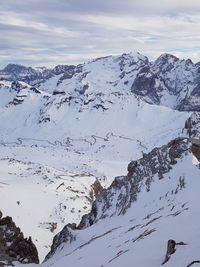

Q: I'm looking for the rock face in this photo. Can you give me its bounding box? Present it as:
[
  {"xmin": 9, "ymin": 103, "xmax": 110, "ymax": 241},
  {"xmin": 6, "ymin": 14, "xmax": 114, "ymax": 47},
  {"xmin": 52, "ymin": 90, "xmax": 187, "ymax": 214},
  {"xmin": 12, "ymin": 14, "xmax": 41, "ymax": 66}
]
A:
[
  {"xmin": 0, "ymin": 212, "xmax": 39, "ymax": 265},
  {"xmin": 45, "ymin": 224, "xmax": 76, "ymax": 261},
  {"xmin": 162, "ymin": 239, "xmax": 176, "ymax": 264},
  {"xmin": 131, "ymin": 53, "xmax": 200, "ymax": 111},
  {"xmin": 162, "ymin": 240, "xmax": 188, "ymax": 265},
  {"xmin": 184, "ymin": 112, "xmax": 200, "ymax": 138}
]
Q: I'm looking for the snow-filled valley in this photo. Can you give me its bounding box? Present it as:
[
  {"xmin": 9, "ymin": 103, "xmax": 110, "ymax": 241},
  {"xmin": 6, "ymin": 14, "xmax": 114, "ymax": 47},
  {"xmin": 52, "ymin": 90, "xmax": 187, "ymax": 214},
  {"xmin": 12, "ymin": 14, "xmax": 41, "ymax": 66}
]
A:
[{"xmin": 0, "ymin": 52, "xmax": 199, "ymax": 267}]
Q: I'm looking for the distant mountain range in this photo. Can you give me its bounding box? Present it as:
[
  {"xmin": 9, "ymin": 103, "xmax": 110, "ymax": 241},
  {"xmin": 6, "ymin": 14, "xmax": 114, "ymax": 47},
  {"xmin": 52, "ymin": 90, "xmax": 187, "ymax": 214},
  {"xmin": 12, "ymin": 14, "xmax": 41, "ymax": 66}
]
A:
[{"xmin": 1, "ymin": 52, "xmax": 200, "ymax": 111}]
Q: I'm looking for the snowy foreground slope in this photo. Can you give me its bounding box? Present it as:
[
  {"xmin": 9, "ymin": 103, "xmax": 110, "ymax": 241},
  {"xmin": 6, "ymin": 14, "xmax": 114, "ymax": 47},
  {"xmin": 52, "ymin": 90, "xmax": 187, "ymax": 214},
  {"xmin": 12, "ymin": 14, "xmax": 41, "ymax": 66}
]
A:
[{"xmin": 12, "ymin": 138, "xmax": 200, "ymax": 267}]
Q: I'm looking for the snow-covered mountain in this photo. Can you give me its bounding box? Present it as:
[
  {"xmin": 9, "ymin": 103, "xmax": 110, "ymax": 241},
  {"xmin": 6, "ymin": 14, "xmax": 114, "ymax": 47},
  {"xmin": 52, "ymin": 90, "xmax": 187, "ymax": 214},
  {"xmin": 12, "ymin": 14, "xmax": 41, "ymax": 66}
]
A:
[
  {"xmin": 0, "ymin": 52, "xmax": 200, "ymax": 266},
  {"xmin": 1, "ymin": 52, "xmax": 200, "ymax": 111}
]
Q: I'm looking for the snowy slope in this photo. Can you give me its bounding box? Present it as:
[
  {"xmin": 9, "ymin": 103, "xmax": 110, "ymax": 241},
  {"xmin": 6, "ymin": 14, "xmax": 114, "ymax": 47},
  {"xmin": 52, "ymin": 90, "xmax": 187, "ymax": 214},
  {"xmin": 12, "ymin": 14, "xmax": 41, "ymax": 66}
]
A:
[{"xmin": 14, "ymin": 138, "xmax": 200, "ymax": 267}]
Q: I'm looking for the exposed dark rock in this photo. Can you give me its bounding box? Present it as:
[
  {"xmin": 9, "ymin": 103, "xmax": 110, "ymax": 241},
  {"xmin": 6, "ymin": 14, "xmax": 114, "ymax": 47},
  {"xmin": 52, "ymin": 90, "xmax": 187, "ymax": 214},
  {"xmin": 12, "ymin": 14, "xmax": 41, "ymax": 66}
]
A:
[
  {"xmin": 162, "ymin": 239, "xmax": 176, "ymax": 264},
  {"xmin": 52, "ymin": 90, "xmax": 66, "ymax": 96},
  {"xmin": 44, "ymin": 224, "xmax": 76, "ymax": 261},
  {"xmin": 131, "ymin": 53, "xmax": 200, "ymax": 111},
  {"xmin": 30, "ymin": 87, "xmax": 41, "ymax": 94},
  {"xmin": 191, "ymin": 143, "xmax": 200, "ymax": 162},
  {"xmin": 131, "ymin": 66, "xmax": 160, "ymax": 104},
  {"xmin": 10, "ymin": 81, "xmax": 23, "ymax": 92},
  {"xmin": 186, "ymin": 261, "xmax": 200, "ymax": 267},
  {"xmin": 0, "ymin": 211, "xmax": 39, "ymax": 264},
  {"xmin": 52, "ymin": 65, "xmax": 75, "ymax": 76},
  {"xmin": 184, "ymin": 112, "xmax": 200, "ymax": 138},
  {"xmin": 91, "ymin": 179, "xmax": 103, "ymax": 199},
  {"xmin": 153, "ymin": 54, "xmax": 179, "ymax": 74},
  {"xmin": 9, "ymin": 98, "xmax": 25, "ymax": 106},
  {"xmin": 162, "ymin": 239, "xmax": 188, "ymax": 265}
]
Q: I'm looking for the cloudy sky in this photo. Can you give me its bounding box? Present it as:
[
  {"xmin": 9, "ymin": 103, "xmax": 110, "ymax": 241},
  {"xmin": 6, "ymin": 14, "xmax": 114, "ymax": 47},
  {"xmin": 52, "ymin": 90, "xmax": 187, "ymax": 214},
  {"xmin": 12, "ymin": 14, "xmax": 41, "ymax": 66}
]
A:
[{"xmin": 1, "ymin": 0, "xmax": 200, "ymax": 68}]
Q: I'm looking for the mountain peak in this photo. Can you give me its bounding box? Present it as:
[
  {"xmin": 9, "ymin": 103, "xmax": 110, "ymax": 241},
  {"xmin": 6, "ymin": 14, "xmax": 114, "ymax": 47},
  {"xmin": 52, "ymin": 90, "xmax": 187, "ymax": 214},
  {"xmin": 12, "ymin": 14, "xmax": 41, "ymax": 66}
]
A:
[{"xmin": 154, "ymin": 53, "xmax": 179, "ymax": 66}]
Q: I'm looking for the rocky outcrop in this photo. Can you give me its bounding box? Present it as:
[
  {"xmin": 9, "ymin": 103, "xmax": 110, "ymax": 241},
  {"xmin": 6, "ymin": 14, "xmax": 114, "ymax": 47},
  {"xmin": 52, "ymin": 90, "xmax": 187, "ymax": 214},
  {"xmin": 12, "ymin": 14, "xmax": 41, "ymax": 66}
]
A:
[
  {"xmin": 184, "ymin": 112, "xmax": 200, "ymax": 138},
  {"xmin": 44, "ymin": 224, "xmax": 76, "ymax": 261},
  {"xmin": 0, "ymin": 211, "xmax": 39, "ymax": 265},
  {"xmin": 162, "ymin": 239, "xmax": 187, "ymax": 265},
  {"xmin": 186, "ymin": 261, "xmax": 200, "ymax": 267},
  {"xmin": 162, "ymin": 239, "xmax": 176, "ymax": 264}
]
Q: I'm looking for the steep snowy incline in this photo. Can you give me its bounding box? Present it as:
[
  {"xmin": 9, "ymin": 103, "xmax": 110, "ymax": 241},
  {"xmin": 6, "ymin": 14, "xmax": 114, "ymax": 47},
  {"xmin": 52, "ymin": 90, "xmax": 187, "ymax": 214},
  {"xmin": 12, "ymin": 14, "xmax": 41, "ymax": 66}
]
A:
[{"xmin": 29, "ymin": 138, "xmax": 200, "ymax": 267}]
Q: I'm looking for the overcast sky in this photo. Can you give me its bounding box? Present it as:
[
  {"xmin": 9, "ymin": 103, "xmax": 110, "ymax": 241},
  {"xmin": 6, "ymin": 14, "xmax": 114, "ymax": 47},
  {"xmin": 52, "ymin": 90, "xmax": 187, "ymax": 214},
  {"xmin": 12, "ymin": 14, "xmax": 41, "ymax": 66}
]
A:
[{"xmin": 1, "ymin": 0, "xmax": 200, "ymax": 68}]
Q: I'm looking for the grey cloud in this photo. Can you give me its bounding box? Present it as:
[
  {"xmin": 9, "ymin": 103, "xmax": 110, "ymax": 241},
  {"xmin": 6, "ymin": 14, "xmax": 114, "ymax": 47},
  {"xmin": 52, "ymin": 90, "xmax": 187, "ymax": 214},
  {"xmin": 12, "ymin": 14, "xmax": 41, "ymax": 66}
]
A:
[
  {"xmin": 2, "ymin": 0, "xmax": 200, "ymax": 16},
  {"xmin": 0, "ymin": 0, "xmax": 200, "ymax": 68}
]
